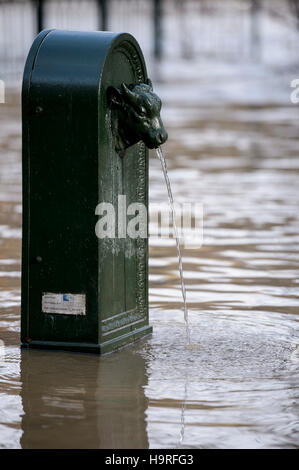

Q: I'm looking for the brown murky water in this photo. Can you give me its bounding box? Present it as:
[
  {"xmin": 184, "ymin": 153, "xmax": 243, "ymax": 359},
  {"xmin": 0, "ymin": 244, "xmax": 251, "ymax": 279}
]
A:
[{"xmin": 0, "ymin": 61, "xmax": 299, "ymax": 448}]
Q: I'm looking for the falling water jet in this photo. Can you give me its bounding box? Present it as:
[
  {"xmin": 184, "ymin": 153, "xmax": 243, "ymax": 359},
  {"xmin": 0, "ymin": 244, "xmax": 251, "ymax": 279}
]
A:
[{"xmin": 156, "ymin": 147, "xmax": 200, "ymax": 349}]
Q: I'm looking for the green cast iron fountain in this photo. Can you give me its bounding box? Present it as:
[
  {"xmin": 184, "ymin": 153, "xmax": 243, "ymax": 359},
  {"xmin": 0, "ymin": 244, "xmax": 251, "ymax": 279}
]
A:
[{"xmin": 21, "ymin": 29, "xmax": 167, "ymax": 355}]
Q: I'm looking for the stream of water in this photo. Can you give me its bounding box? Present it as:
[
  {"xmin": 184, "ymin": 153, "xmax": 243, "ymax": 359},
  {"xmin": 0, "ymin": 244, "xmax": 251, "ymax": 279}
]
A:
[{"xmin": 156, "ymin": 146, "xmax": 191, "ymax": 345}]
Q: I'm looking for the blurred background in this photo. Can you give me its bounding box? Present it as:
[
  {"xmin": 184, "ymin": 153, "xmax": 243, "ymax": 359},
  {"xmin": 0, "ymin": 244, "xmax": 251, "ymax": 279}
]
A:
[
  {"xmin": 1, "ymin": 0, "xmax": 299, "ymax": 81},
  {"xmin": 1, "ymin": 0, "xmax": 299, "ymax": 450}
]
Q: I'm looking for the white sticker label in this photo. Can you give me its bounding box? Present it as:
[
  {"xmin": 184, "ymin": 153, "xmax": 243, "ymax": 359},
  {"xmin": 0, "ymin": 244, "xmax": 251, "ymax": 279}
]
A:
[{"xmin": 42, "ymin": 293, "xmax": 86, "ymax": 316}]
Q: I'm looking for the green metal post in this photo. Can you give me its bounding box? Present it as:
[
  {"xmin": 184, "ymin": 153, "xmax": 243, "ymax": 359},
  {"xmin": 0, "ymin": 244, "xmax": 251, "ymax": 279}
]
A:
[
  {"xmin": 153, "ymin": 0, "xmax": 163, "ymax": 59},
  {"xmin": 21, "ymin": 30, "xmax": 159, "ymax": 354},
  {"xmin": 35, "ymin": 0, "xmax": 44, "ymax": 33},
  {"xmin": 97, "ymin": 0, "xmax": 108, "ymax": 31}
]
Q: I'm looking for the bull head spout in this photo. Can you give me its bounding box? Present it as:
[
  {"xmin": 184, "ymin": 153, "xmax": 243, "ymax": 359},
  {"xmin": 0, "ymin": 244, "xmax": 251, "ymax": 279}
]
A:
[{"xmin": 107, "ymin": 78, "xmax": 168, "ymax": 154}]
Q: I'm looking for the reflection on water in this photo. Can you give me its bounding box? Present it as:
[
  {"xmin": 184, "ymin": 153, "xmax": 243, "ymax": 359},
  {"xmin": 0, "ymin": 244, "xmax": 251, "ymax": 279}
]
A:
[
  {"xmin": 1, "ymin": 60, "xmax": 299, "ymax": 448},
  {"xmin": 20, "ymin": 349, "xmax": 148, "ymax": 449}
]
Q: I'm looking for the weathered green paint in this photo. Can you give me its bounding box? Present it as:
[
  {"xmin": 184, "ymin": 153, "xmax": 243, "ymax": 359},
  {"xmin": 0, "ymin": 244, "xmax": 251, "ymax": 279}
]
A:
[{"xmin": 21, "ymin": 29, "xmax": 151, "ymax": 354}]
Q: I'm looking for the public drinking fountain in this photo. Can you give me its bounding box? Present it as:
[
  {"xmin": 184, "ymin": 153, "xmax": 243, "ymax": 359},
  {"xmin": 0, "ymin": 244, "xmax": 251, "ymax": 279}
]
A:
[
  {"xmin": 21, "ymin": 29, "xmax": 193, "ymax": 355},
  {"xmin": 21, "ymin": 29, "xmax": 167, "ymax": 354}
]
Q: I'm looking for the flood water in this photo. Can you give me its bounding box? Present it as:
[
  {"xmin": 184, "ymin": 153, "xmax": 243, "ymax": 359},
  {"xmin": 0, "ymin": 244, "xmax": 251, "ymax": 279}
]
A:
[{"xmin": 0, "ymin": 59, "xmax": 299, "ymax": 448}]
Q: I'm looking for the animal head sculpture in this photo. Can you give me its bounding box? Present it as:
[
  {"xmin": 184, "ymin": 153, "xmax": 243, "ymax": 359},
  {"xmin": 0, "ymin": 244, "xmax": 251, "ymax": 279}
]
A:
[{"xmin": 107, "ymin": 78, "xmax": 168, "ymax": 153}]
